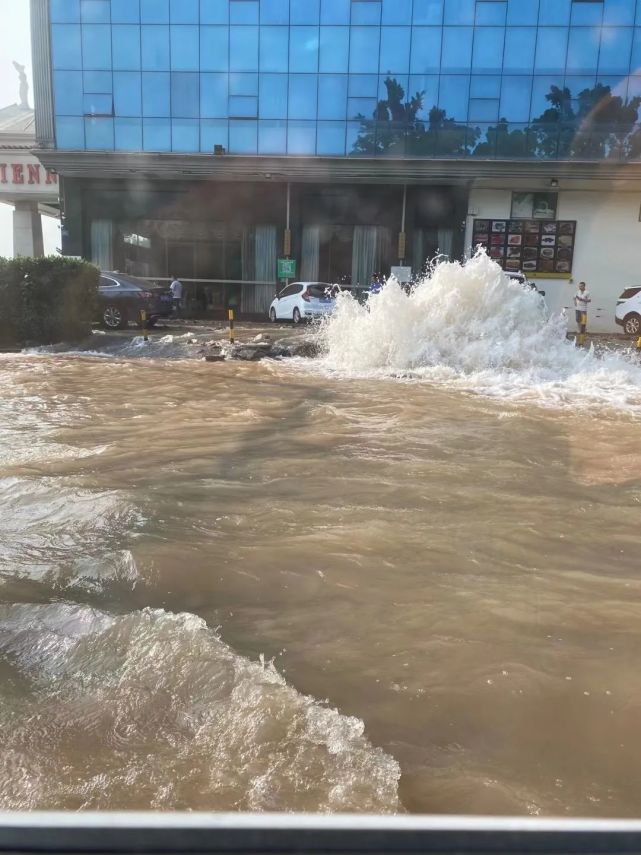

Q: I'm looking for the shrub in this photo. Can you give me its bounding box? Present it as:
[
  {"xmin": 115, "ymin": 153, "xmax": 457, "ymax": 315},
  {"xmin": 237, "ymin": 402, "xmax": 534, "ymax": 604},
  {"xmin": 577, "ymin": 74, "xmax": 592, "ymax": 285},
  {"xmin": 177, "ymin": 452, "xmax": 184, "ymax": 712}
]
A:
[{"xmin": 0, "ymin": 256, "xmax": 98, "ymax": 349}]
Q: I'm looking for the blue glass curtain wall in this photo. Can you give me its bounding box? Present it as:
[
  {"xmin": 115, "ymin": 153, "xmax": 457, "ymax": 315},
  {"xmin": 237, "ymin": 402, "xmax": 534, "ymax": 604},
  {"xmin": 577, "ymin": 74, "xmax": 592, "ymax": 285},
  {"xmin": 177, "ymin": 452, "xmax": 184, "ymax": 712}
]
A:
[{"xmin": 50, "ymin": 0, "xmax": 641, "ymax": 158}]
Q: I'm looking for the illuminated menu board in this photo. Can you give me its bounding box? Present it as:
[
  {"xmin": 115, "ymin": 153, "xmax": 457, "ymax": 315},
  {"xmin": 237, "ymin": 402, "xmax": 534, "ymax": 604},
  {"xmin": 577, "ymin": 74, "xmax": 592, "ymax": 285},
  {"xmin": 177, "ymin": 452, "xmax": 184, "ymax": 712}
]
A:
[{"xmin": 473, "ymin": 219, "xmax": 576, "ymax": 278}]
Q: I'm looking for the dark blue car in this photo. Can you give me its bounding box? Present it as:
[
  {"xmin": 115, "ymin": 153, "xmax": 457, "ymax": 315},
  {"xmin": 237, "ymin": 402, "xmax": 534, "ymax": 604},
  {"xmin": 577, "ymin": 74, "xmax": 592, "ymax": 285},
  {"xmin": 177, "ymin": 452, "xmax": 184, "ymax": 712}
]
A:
[{"xmin": 97, "ymin": 272, "xmax": 174, "ymax": 330}]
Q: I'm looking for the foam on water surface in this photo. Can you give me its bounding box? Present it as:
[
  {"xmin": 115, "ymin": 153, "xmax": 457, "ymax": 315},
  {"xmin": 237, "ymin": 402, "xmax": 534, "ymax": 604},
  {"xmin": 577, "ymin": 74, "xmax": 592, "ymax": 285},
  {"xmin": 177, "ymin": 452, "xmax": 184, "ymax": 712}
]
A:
[{"xmin": 319, "ymin": 252, "xmax": 641, "ymax": 415}]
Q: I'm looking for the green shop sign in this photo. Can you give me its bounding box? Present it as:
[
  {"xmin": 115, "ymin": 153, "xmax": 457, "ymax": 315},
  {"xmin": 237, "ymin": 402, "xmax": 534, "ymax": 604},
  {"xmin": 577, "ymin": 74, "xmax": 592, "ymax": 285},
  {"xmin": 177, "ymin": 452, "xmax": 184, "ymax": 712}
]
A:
[{"xmin": 277, "ymin": 258, "xmax": 296, "ymax": 279}]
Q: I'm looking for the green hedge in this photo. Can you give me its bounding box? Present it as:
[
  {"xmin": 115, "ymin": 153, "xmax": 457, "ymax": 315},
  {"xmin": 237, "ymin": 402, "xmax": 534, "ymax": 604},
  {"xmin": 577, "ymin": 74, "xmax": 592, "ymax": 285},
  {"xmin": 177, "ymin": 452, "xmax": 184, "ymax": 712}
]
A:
[{"xmin": 0, "ymin": 256, "xmax": 99, "ymax": 349}]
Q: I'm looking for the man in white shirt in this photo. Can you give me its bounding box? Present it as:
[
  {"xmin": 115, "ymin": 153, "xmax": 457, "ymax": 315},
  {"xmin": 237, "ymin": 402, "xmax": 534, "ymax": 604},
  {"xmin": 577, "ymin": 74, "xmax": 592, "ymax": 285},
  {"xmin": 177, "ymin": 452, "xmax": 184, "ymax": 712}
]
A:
[
  {"xmin": 170, "ymin": 275, "xmax": 183, "ymax": 315},
  {"xmin": 574, "ymin": 281, "xmax": 591, "ymax": 331}
]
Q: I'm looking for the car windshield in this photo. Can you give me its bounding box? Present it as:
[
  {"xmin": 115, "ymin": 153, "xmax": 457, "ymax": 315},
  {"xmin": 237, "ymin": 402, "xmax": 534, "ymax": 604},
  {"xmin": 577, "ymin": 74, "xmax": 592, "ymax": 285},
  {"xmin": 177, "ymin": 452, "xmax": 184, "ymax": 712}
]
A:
[{"xmin": 5, "ymin": 0, "xmax": 641, "ymax": 842}]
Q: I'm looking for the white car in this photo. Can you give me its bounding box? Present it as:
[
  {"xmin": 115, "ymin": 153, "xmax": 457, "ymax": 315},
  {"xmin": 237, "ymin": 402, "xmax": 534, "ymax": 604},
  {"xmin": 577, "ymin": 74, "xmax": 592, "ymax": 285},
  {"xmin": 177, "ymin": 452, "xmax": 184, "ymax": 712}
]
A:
[
  {"xmin": 615, "ymin": 286, "xmax": 641, "ymax": 335},
  {"xmin": 269, "ymin": 282, "xmax": 335, "ymax": 323}
]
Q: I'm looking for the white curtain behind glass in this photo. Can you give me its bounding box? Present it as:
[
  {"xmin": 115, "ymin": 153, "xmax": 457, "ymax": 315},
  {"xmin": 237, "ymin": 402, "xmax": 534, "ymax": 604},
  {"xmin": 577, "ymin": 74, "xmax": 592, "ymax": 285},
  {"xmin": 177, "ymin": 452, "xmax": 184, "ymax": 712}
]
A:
[
  {"xmin": 351, "ymin": 225, "xmax": 377, "ymax": 288},
  {"xmin": 301, "ymin": 225, "xmax": 321, "ymax": 281},
  {"xmin": 90, "ymin": 220, "xmax": 113, "ymax": 270},
  {"xmin": 255, "ymin": 225, "xmax": 277, "ymax": 283},
  {"xmin": 437, "ymin": 228, "xmax": 453, "ymax": 260}
]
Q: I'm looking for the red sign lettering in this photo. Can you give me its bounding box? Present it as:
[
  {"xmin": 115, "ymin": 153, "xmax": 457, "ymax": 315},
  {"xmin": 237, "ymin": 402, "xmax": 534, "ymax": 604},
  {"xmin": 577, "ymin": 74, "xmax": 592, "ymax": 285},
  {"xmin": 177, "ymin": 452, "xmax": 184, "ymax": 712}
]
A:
[
  {"xmin": 12, "ymin": 163, "xmax": 24, "ymax": 184},
  {"xmin": 0, "ymin": 164, "xmax": 7, "ymax": 184},
  {"xmin": 45, "ymin": 169, "xmax": 58, "ymax": 185},
  {"xmin": 28, "ymin": 163, "xmax": 40, "ymax": 184}
]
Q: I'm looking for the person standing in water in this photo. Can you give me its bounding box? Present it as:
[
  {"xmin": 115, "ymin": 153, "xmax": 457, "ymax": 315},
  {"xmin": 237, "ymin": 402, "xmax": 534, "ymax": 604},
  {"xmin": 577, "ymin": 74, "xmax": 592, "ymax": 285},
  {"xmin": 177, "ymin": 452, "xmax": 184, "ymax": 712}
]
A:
[
  {"xmin": 574, "ymin": 281, "xmax": 591, "ymax": 330},
  {"xmin": 170, "ymin": 275, "xmax": 183, "ymax": 315}
]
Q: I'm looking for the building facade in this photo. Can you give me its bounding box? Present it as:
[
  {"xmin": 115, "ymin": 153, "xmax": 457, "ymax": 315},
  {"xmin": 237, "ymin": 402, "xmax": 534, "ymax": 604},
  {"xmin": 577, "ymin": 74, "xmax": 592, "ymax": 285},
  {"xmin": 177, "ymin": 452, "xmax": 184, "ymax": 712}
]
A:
[{"xmin": 31, "ymin": 0, "xmax": 641, "ymax": 327}]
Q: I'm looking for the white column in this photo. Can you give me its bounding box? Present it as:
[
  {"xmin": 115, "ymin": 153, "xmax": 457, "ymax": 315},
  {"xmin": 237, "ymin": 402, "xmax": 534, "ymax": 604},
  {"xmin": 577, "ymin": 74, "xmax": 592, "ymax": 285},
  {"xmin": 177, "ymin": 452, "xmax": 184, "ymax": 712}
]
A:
[{"xmin": 13, "ymin": 201, "xmax": 44, "ymax": 257}]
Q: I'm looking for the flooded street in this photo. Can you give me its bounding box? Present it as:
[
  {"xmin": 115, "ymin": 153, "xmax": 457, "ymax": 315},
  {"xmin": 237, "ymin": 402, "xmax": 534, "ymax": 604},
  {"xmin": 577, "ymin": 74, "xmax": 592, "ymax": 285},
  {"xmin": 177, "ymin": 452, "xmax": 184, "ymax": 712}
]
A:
[{"xmin": 2, "ymin": 261, "xmax": 641, "ymax": 816}]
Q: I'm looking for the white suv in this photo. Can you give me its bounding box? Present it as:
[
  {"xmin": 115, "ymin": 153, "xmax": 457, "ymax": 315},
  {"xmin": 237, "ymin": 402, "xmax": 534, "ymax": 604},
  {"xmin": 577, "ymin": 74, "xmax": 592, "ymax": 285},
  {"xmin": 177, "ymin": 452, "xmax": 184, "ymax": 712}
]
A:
[
  {"xmin": 615, "ymin": 286, "xmax": 641, "ymax": 335},
  {"xmin": 269, "ymin": 282, "xmax": 335, "ymax": 323}
]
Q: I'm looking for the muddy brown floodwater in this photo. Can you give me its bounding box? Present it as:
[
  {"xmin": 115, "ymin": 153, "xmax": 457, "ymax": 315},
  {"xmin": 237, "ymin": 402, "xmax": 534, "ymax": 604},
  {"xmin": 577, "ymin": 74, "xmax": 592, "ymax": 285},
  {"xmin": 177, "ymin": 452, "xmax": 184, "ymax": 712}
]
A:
[{"xmin": 1, "ymin": 342, "xmax": 641, "ymax": 815}]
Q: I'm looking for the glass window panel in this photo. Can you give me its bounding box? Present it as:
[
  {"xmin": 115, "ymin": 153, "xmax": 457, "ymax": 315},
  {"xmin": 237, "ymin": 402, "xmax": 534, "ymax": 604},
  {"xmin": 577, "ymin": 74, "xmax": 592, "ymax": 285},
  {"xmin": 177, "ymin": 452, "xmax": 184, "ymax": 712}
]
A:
[
  {"xmin": 321, "ymin": 0, "xmax": 350, "ymax": 24},
  {"xmin": 503, "ymin": 27, "xmax": 536, "ymax": 71},
  {"xmin": 83, "ymin": 92, "xmax": 112, "ymax": 114},
  {"xmin": 260, "ymin": 27, "xmax": 289, "ymax": 71},
  {"xmin": 319, "ymin": 26, "xmax": 349, "ymax": 71},
  {"xmin": 530, "ymin": 75, "xmax": 562, "ymax": 117},
  {"xmin": 347, "ymin": 96, "xmax": 376, "ymax": 118},
  {"xmin": 230, "ymin": 26, "xmax": 259, "ymax": 70},
  {"xmin": 258, "ymin": 119, "xmax": 287, "ymax": 152},
  {"xmin": 113, "ymin": 25, "xmax": 142, "ymax": 70},
  {"xmin": 475, "ymin": 1, "xmax": 506, "ymax": 25},
  {"xmin": 287, "ymin": 120, "xmax": 317, "ymax": 153},
  {"xmin": 499, "ymin": 75, "xmax": 532, "ymax": 121},
  {"xmin": 261, "ymin": 0, "xmax": 289, "ymax": 24},
  {"xmin": 566, "ymin": 27, "xmax": 600, "ymax": 73},
  {"xmin": 349, "ymin": 26, "xmax": 380, "ymax": 73},
  {"xmin": 352, "ymin": 2, "xmax": 382, "ymax": 25},
  {"xmin": 538, "ymin": 0, "xmax": 570, "ymax": 26},
  {"xmin": 142, "ymin": 71, "xmax": 171, "ymax": 114},
  {"xmin": 291, "ymin": 0, "xmax": 320, "ymax": 24},
  {"xmin": 170, "ymin": 0, "xmax": 198, "ymax": 22},
  {"xmin": 413, "ymin": 0, "xmax": 443, "ymax": 24},
  {"xmin": 410, "ymin": 27, "xmax": 442, "ymax": 73},
  {"xmin": 506, "ymin": 0, "xmax": 538, "ymax": 25},
  {"xmin": 438, "ymin": 74, "xmax": 470, "ymax": 119},
  {"xmin": 171, "ymin": 72, "xmax": 199, "ymax": 116},
  {"xmin": 443, "ymin": 0, "xmax": 473, "ymax": 25},
  {"xmin": 470, "ymin": 75, "xmax": 501, "ymax": 98},
  {"xmin": 112, "ymin": 0, "xmax": 140, "ymax": 22},
  {"xmin": 290, "ymin": 26, "xmax": 320, "ymax": 71},
  {"xmin": 631, "ymin": 28, "xmax": 641, "ymax": 71},
  {"xmin": 572, "ymin": 2, "xmax": 603, "ymax": 25},
  {"xmin": 229, "ymin": 73, "xmax": 258, "ymax": 95},
  {"xmin": 81, "ymin": 1, "xmax": 110, "ymax": 23},
  {"xmin": 172, "ymin": 118, "xmax": 199, "ymax": 150},
  {"xmin": 83, "ymin": 70, "xmax": 112, "ymax": 92},
  {"xmin": 534, "ymin": 27, "xmax": 568, "ymax": 72},
  {"xmin": 379, "ymin": 27, "xmax": 411, "ymax": 74},
  {"xmin": 52, "ymin": 24, "xmax": 82, "ymax": 69},
  {"xmin": 81, "ymin": 24, "xmax": 112, "ymax": 69},
  {"xmin": 85, "ymin": 116, "xmax": 114, "ymax": 148},
  {"xmin": 626, "ymin": 76, "xmax": 641, "ymax": 98},
  {"xmin": 288, "ymin": 74, "xmax": 318, "ymax": 118},
  {"xmin": 115, "ymin": 117, "xmax": 143, "ymax": 149},
  {"xmin": 54, "ymin": 70, "xmax": 84, "ymax": 114},
  {"xmin": 378, "ymin": 73, "xmax": 408, "ymax": 97},
  {"xmin": 113, "ymin": 72, "xmax": 142, "ymax": 116},
  {"xmin": 604, "ymin": 0, "xmax": 634, "ymax": 26},
  {"xmin": 409, "ymin": 74, "xmax": 439, "ymax": 118},
  {"xmin": 201, "ymin": 119, "xmax": 229, "ymax": 151},
  {"xmin": 468, "ymin": 98, "xmax": 499, "ymax": 121},
  {"xmin": 345, "ymin": 119, "xmax": 361, "ymax": 152},
  {"xmin": 200, "ymin": 0, "xmax": 229, "ymax": 24},
  {"xmin": 142, "ymin": 25, "xmax": 170, "ymax": 70},
  {"xmin": 599, "ymin": 27, "xmax": 634, "ymax": 73},
  {"xmin": 565, "ymin": 75, "xmax": 598, "ymax": 109},
  {"xmin": 229, "ymin": 95, "xmax": 258, "ymax": 116},
  {"xmin": 471, "ymin": 26, "xmax": 504, "ymax": 71},
  {"xmin": 348, "ymin": 74, "xmax": 378, "ymax": 96},
  {"xmin": 55, "ymin": 116, "xmax": 85, "ymax": 147},
  {"xmin": 230, "ymin": 0, "xmax": 259, "ymax": 23},
  {"xmin": 229, "ymin": 119, "xmax": 258, "ymax": 152},
  {"xmin": 259, "ymin": 73, "xmax": 288, "ymax": 117},
  {"xmin": 51, "ymin": 0, "xmax": 80, "ymax": 23},
  {"xmin": 382, "ymin": 0, "xmax": 411, "ymax": 24},
  {"xmin": 201, "ymin": 27, "xmax": 229, "ymax": 71},
  {"xmin": 318, "ymin": 74, "xmax": 348, "ymax": 118},
  {"xmin": 141, "ymin": 0, "xmax": 169, "ymax": 23},
  {"xmin": 170, "ymin": 25, "xmax": 199, "ymax": 70},
  {"xmin": 143, "ymin": 117, "xmax": 171, "ymax": 148},
  {"xmin": 317, "ymin": 120, "xmax": 346, "ymax": 153},
  {"xmin": 442, "ymin": 27, "xmax": 473, "ymax": 71},
  {"xmin": 201, "ymin": 72, "xmax": 229, "ymax": 116}
]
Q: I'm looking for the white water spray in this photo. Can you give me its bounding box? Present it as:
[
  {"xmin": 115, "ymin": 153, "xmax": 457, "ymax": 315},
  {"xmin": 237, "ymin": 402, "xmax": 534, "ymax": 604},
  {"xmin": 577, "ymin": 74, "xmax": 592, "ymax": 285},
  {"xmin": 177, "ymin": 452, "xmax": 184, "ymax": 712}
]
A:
[{"xmin": 319, "ymin": 251, "xmax": 641, "ymax": 414}]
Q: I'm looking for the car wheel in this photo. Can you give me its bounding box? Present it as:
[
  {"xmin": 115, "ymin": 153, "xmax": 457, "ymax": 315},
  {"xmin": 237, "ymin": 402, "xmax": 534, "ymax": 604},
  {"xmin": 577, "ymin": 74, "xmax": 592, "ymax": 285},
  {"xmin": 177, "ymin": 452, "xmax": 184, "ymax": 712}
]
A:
[
  {"xmin": 624, "ymin": 313, "xmax": 641, "ymax": 336},
  {"xmin": 293, "ymin": 307, "xmax": 302, "ymax": 324},
  {"xmin": 102, "ymin": 304, "xmax": 127, "ymax": 330},
  {"xmin": 269, "ymin": 307, "xmax": 277, "ymax": 322}
]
